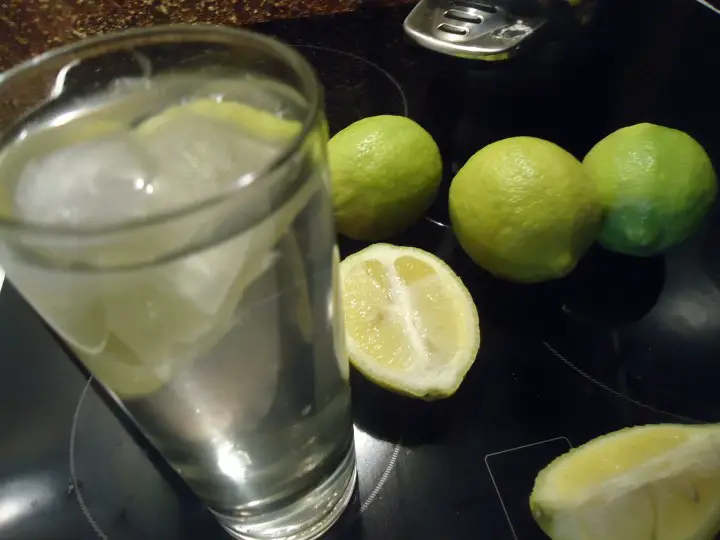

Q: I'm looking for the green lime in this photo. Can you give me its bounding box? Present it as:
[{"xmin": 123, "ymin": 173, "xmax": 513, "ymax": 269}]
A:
[
  {"xmin": 583, "ymin": 123, "xmax": 717, "ymax": 256},
  {"xmin": 449, "ymin": 137, "xmax": 602, "ymax": 283},
  {"xmin": 328, "ymin": 115, "xmax": 442, "ymax": 241},
  {"xmin": 530, "ymin": 423, "xmax": 720, "ymax": 540}
]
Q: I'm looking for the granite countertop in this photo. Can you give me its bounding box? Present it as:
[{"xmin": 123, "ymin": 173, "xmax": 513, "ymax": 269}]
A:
[{"xmin": 0, "ymin": 0, "xmax": 412, "ymax": 71}]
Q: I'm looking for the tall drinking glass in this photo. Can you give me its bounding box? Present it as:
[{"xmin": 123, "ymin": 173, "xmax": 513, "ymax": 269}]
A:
[{"xmin": 0, "ymin": 26, "xmax": 356, "ymax": 540}]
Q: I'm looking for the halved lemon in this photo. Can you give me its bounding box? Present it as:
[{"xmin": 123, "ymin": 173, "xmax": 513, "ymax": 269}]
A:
[
  {"xmin": 530, "ymin": 424, "xmax": 720, "ymax": 540},
  {"xmin": 339, "ymin": 243, "xmax": 480, "ymax": 399}
]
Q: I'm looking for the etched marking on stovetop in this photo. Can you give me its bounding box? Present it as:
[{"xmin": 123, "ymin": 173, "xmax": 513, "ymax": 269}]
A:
[
  {"xmin": 70, "ymin": 375, "xmax": 401, "ymax": 539},
  {"xmin": 542, "ymin": 340, "xmax": 701, "ymax": 423},
  {"xmin": 485, "ymin": 437, "xmax": 573, "ymax": 540},
  {"xmin": 70, "ymin": 375, "xmax": 109, "ymax": 540},
  {"xmin": 359, "ymin": 443, "xmax": 400, "ymax": 514},
  {"xmin": 484, "ymin": 437, "xmax": 573, "ymax": 460},
  {"xmin": 293, "ymin": 44, "xmax": 409, "ymax": 118},
  {"xmin": 696, "ymin": 0, "xmax": 720, "ymax": 16}
]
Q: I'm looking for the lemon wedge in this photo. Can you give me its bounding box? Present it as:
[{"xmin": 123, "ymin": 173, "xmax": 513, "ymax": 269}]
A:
[
  {"xmin": 530, "ymin": 424, "xmax": 720, "ymax": 540},
  {"xmin": 77, "ymin": 336, "xmax": 168, "ymax": 399},
  {"xmin": 339, "ymin": 243, "xmax": 479, "ymax": 399},
  {"xmin": 135, "ymin": 98, "xmax": 301, "ymax": 142}
]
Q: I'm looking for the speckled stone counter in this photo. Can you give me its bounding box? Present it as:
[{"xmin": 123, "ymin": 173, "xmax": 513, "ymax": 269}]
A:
[{"xmin": 0, "ymin": 0, "xmax": 412, "ymax": 70}]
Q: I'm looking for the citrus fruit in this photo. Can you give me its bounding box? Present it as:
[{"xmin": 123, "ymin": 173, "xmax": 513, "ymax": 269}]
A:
[
  {"xmin": 78, "ymin": 336, "xmax": 168, "ymax": 399},
  {"xmin": 530, "ymin": 424, "xmax": 720, "ymax": 540},
  {"xmin": 583, "ymin": 123, "xmax": 717, "ymax": 256},
  {"xmin": 136, "ymin": 98, "xmax": 301, "ymax": 142},
  {"xmin": 328, "ymin": 115, "xmax": 442, "ymax": 241},
  {"xmin": 449, "ymin": 137, "xmax": 602, "ymax": 283},
  {"xmin": 339, "ymin": 243, "xmax": 479, "ymax": 399},
  {"xmin": 0, "ymin": 119, "xmax": 126, "ymax": 219},
  {"xmin": 6, "ymin": 268, "xmax": 109, "ymax": 356},
  {"xmin": 331, "ymin": 245, "xmax": 351, "ymax": 382}
]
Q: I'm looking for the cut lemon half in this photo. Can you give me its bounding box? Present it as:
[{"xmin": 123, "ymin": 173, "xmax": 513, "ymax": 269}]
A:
[
  {"xmin": 339, "ymin": 243, "xmax": 480, "ymax": 399},
  {"xmin": 530, "ymin": 424, "xmax": 720, "ymax": 540}
]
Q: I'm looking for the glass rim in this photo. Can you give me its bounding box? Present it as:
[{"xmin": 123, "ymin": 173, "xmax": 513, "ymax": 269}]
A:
[{"xmin": 0, "ymin": 24, "xmax": 322, "ymax": 238}]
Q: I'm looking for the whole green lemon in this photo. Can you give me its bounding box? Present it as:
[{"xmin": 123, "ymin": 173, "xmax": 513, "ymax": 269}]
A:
[
  {"xmin": 328, "ymin": 115, "xmax": 442, "ymax": 241},
  {"xmin": 449, "ymin": 137, "xmax": 602, "ymax": 283},
  {"xmin": 583, "ymin": 123, "xmax": 717, "ymax": 256}
]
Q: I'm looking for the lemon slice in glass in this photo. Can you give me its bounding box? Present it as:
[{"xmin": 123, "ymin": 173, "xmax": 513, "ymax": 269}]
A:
[
  {"xmin": 135, "ymin": 98, "xmax": 301, "ymax": 142},
  {"xmin": 77, "ymin": 336, "xmax": 169, "ymax": 399},
  {"xmin": 530, "ymin": 424, "xmax": 720, "ymax": 540},
  {"xmin": 339, "ymin": 243, "xmax": 480, "ymax": 399}
]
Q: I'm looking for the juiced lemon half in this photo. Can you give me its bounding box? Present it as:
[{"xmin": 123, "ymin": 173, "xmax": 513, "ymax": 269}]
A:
[
  {"xmin": 530, "ymin": 423, "xmax": 720, "ymax": 540},
  {"xmin": 339, "ymin": 244, "xmax": 480, "ymax": 399}
]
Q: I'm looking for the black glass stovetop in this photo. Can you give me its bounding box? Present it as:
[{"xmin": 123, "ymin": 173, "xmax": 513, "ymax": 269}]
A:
[{"xmin": 2, "ymin": 1, "xmax": 720, "ymax": 539}]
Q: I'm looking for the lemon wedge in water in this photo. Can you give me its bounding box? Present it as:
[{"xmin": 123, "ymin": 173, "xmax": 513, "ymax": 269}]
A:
[{"xmin": 135, "ymin": 98, "xmax": 301, "ymax": 142}]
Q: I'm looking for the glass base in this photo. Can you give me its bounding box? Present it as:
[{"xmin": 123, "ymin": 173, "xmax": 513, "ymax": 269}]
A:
[{"xmin": 213, "ymin": 445, "xmax": 357, "ymax": 540}]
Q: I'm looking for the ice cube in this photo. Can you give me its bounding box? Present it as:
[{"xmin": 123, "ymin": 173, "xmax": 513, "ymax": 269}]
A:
[
  {"xmin": 171, "ymin": 234, "xmax": 276, "ymax": 319},
  {"xmin": 147, "ymin": 266, "xmax": 283, "ymax": 444},
  {"xmin": 14, "ymin": 132, "xmax": 156, "ymax": 226},
  {"xmin": 103, "ymin": 173, "xmax": 318, "ymax": 368},
  {"xmin": 167, "ymin": 168, "xmax": 319, "ymax": 320},
  {"xmin": 103, "ymin": 267, "xmax": 225, "ymax": 368},
  {"xmin": 139, "ymin": 109, "xmax": 285, "ymax": 199},
  {"xmin": 124, "ymin": 102, "xmax": 312, "ymax": 319},
  {"xmin": 103, "ymin": 232, "xmax": 277, "ymax": 369}
]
